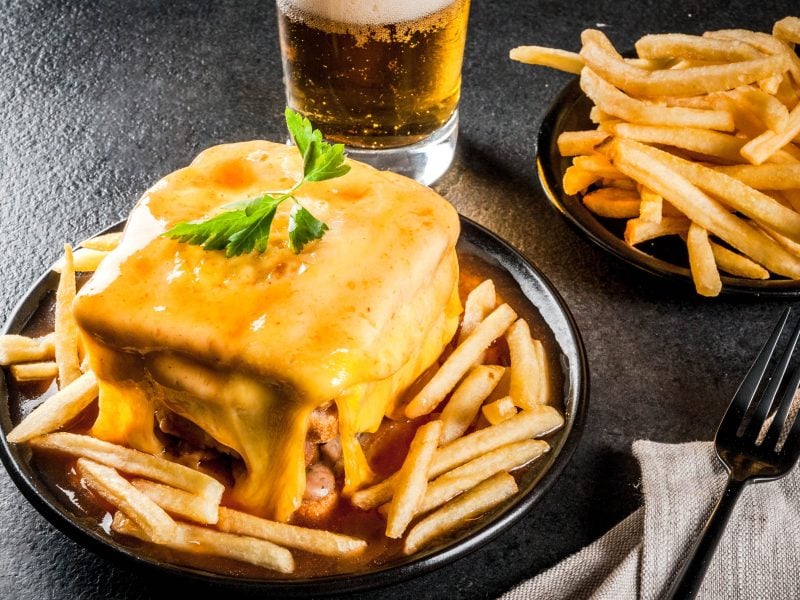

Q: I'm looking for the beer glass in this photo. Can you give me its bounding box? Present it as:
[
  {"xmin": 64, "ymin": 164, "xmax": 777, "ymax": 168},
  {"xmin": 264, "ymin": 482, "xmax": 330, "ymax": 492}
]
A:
[{"xmin": 276, "ymin": 0, "xmax": 470, "ymax": 185}]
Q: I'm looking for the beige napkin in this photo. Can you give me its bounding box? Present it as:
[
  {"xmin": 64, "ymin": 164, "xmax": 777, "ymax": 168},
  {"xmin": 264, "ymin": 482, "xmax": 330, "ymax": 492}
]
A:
[{"xmin": 502, "ymin": 440, "xmax": 800, "ymax": 599}]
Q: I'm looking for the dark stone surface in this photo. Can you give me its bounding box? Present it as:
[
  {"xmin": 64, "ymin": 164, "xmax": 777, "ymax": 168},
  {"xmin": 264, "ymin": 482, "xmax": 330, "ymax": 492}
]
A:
[{"xmin": 0, "ymin": 1, "xmax": 797, "ymax": 598}]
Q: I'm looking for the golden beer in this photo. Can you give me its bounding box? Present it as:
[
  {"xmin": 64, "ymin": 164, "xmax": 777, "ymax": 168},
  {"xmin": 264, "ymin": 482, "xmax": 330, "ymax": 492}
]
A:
[{"xmin": 276, "ymin": 0, "xmax": 470, "ymax": 149}]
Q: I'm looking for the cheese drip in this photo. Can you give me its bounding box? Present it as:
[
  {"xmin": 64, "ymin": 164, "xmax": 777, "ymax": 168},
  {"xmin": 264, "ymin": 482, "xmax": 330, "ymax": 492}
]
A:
[{"xmin": 75, "ymin": 141, "xmax": 461, "ymax": 521}]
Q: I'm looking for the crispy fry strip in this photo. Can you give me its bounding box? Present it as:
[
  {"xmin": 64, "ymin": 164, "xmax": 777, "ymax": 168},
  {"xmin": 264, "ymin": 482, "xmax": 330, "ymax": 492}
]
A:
[
  {"xmin": 217, "ymin": 507, "xmax": 366, "ymax": 557},
  {"xmin": 79, "ymin": 459, "xmax": 177, "ymax": 544},
  {"xmin": 440, "ymin": 365, "xmax": 505, "ymax": 445},
  {"xmin": 603, "ymin": 138, "xmax": 800, "ymax": 278},
  {"xmin": 580, "ymin": 67, "xmax": 734, "ymax": 130},
  {"xmin": 481, "ymin": 396, "xmax": 518, "ymax": 425},
  {"xmin": 509, "ymin": 46, "xmax": 583, "ymax": 74},
  {"xmin": 556, "ymin": 130, "xmax": 610, "ymax": 156},
  {"xmin": 386, "ymin": 420, "xmax": 442, "ymax": 539},
  {"xmin": 634, "ymin": 33, "xmax": 762, "ymax": 62},
  {"xmin": 131, "ymin": 479, "xmax": 219, "ymax": 525},
  {"xmin": 53, "ymin": 248, "xmax": 109, "ymax": 273},
  {"xmin": 710, "ymin": 241, "xmax": 770, "ymax": 279},
  {"xmin": 713, "ymin": 164, "xmax": 800, "ymax": 190},
  {"xmin": 582, "ymin": 187, "xmax": 641, "ymax": 218},
  {"xmin": 351, "ymin": 406, "xmax": 563, "ymax": 510},
  {"xmin": 686, "ymin": 224, "xmax": 722, "ymax": 296},
  {"xmin": 403, "ymin": 472, "xmax": 518, "ymax": 555},
  {"xmin": 623, "ymin": 141, "xmax": 800, "ymax": 242},
  {"xmin": 457, "ymin": 279, "xmax": 496, "ymax": 346},
  {"xmin": 54, "ymin": 244, "xmax": 81, "ymax": 388},
  {"xmin": 405, "ymin": 304, "xmax": 517, "ymax": 419},
  {"xmin": 29, "ymin": 432, "xmax": 225, "ymax": 503},
  {"xmin": 0, "ymin": 333, "xmax": 55, "ymax": 365},
  {"xmin": 507, "ymin": 319, "xmax": 544, "ymax": 409},
  {"xmin": 415, "ymin": 439, "xmax": 548, "ymax": 516},
  {"xmin": 10, "ymin": 361, "xmax": 59, "ymax": 381},
  {"xmin": 624, "ymin": 216, "xmax": 691, "ymax": 245},
  {"xmin": 111, "ymin": 512, "xmax": 294, "ymax": 573},
  {"xmin": 580, "ymin": 29, "xmax": 787, "ymax": 98},
  {"xmin": 6, "ymin": 371, "xmax": 98, "ymax": 443}
]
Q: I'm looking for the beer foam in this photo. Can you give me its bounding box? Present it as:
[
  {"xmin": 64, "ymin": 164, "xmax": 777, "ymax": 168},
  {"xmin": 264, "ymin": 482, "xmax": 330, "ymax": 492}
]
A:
[{"xmin": 277, "ymin": 0, "xmax": 456, "ymax": 26}]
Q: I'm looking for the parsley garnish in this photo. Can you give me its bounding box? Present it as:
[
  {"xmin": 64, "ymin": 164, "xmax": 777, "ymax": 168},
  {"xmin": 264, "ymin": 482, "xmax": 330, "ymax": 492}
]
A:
[{"xmin": 164, "ymin": 107, "xmax": 350, "ymax": 256}]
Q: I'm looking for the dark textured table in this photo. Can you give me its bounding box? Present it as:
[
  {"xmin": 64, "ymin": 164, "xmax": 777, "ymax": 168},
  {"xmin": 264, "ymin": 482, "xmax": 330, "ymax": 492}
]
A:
[{"xmin": 1, "ymin": 1, "xmax": 797, "ymax": 598}]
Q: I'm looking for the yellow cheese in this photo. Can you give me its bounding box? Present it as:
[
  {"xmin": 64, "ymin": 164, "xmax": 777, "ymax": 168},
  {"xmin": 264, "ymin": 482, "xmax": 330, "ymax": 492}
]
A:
[{"xmin": 74, "ymin": 141, "xmax": 461, "ymax": 521}]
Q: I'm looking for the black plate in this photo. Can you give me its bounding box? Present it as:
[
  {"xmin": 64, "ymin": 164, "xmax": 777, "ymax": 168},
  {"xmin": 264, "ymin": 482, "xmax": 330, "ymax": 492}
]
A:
[
  {"xmin": 536, "ymin": 77, "xmax": 800, "ymax": 297},
  {"xmin": 0, "ymin": 216, "xmax": 588, "ymax": 595}
]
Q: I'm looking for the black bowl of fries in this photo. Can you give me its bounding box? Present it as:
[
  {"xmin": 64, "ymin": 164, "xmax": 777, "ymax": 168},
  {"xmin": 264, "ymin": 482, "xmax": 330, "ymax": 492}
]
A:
[
  {"xmin": 0, "ymin": 217, "xmax": 588, "ymax": 594},
  {"xmin": 527, "ymin": 19, "xmax": 800, "ymax": 297}
]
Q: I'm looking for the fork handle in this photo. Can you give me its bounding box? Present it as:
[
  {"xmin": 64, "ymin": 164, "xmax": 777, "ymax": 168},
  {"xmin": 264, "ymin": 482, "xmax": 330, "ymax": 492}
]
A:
[{"xmin": 664, "ymin": 477, "xmax": 747, "ymax": 599}]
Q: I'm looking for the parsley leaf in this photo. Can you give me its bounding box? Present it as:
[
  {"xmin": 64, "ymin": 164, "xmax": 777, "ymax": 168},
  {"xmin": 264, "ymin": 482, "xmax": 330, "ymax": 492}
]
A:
[
  {"xmin": 163, "ymin": 108, "xmax": 348, "ymax": 257},
  {"xmin": 288, "ymin": 202, "xmax": 329, "ymax": 253}
]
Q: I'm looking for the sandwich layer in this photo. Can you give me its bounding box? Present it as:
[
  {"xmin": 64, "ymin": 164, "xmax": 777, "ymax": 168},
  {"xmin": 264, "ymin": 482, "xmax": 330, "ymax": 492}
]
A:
[{"xmin": 74, "ymin": 141, "xmax": 461, "ymax": 520}]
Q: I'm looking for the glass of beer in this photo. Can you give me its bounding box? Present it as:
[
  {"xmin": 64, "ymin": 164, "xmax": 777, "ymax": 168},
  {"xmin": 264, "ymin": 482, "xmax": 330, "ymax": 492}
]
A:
[{"xmin": 276, "ymin": 0, "xmax": 470, "ymax": 185}]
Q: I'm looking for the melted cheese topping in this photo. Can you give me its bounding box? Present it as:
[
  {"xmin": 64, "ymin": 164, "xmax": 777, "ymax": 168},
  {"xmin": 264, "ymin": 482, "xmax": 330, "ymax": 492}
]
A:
[{"xmin": 74, "ymin": 141, "xmax": 461, "ymax": 521}]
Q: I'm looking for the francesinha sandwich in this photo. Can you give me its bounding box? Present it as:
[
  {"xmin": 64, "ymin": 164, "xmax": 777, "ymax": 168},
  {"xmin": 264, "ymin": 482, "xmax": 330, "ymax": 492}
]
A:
[{"xmin": 72, "ymin": 139, "xmax": 461, "ymax": 522}]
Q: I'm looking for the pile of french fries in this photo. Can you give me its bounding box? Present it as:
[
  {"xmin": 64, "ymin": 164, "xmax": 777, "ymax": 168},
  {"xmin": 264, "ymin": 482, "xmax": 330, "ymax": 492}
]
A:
[
  {"xmin": 1, "ymin": 230, "xmax": 563, "ymax": 572},
  {"xmin": 512, "ymin": 16, "xmax": 800, "ymax": 296}
]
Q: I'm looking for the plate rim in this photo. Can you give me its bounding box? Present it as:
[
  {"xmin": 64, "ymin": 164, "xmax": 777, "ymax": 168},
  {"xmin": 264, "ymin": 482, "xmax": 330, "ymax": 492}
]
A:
[
  {"xmin": 0, "ymin": 216, "xmax": 589, "ymax": 594},
  {"xmin": 535, "ymin": 76, "xmax": 800, "ymax": 298}
]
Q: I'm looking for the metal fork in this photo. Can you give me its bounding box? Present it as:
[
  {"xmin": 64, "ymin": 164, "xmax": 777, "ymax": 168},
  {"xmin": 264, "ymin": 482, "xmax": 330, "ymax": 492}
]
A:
[{"xmin": 665, "ymin": 308, "xmax": 800, "ymax": 599}]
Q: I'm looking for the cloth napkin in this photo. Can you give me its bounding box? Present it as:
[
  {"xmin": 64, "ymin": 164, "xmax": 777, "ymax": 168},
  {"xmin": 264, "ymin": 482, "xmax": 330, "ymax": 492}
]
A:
[{"xmin": 502, "ymin": 440, "xmax": 800, "ymax": 599}]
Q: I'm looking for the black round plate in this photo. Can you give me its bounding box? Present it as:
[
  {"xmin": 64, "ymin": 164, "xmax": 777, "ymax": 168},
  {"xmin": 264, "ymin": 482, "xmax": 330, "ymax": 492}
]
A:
[
  {"xmin": 536, "ymin": 77, "xmax": 800, "ymax": 298},
  {"xmin": 0, "ymin": 216, "xmax": 589, "ymax": 595}
]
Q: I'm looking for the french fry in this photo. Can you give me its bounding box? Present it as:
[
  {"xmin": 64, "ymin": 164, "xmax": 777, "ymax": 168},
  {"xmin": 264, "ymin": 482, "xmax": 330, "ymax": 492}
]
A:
[
  {"xmin": 622, "ymin": 141, "xmax": 800, "ymax": 242},
  {"xmin": 740, "ymin": 103, "xmax": 800, "ymax": 165},
  {"xmin": 0, "ymin": 333, "xmax": 55, "ymax": 365},
  {"xmin": 507, "ymin": 319, "xmax": 543, "ymax": 409},
  {"xmin": 533, "ymin": 339, "xmax": 550, "ymax": 409},
  {"xmin": 686, "ymin": 224, "xmax": 722, "ymax": 296},
  {"xmin": 703, "ymin": 29, "xmax": 800, "ymax": 87},
  {"xmin": 582, "ymin": 187, "xmax": 641, "ymax": 219},
  {"xmin": 6, "ymin": 371, "xmax": 98, "ymax": 443},
  {"xmin": 385, "ymin": 420, "xmax": 442, "ymax": 539},
  {"xmin": 556, "ymin": 130, "xmax": 609, "ymax": 156},
  {"xmin": 54, "ymin": 244, "xmax": 81, "ymax": 388},
  {"xmin": 414, "ymin": 440, "xmax": 548, "ymax": 516},
  {"xmin": 351, "ymin": 406, "xmax": 563, "ymax": 510},
  {"xmin": 580, "ymin": 67, "xmax": 734, "ymax": 130},
  {"xmin": 572, "ymin": 153, "xmax": 627, "ymax": 179},
  {"xmin": 604, "ymin": 138, "xmax": 800, "ymax": 278},
  {"xmin": 457, "ymin": 279, "xmax": 496, "ymax": 346},
  {"xmin": 111, "ymin": 512, "xmax": 294, "ymax": 573},
  {"xmin": 727, "ymin": 86, "xmax": 789, "ymax": 132},
  {"xmin": 710, "ymin": 241, "xmax": 770, "ymax": 279},
  {"xmin": 78, "ymin": 458, "xmax": 176, "ymax": 544},
  {"xmin": 713, "ymin": 164, "xmax": 800, "ymax": 190},
  {"xmin": 53, "ymin": 248, "xmax": 109, "ymax": 273},
  {"xmin": 634, "ymin": 33, "xmax": 762, "ymax": 62},
  {"xmin": 639, "ymin": 187, "xmax": 663, "ymax": 223},
  {"xmin": 29, "ymin": 432, "xmax": 225, "ymax": 503},
  {"xmin": 509, "ymin": 46, "xmax": 583, "ymax": 74},
  {"xmin": 773, "ymin": 17, "xmax": 800, "ymax": 45},
  {"xmin": 439, "ymin": 365, "xmax": 505, "ymax": 445},
  {"xmin": 131, "ymin": 479, "xmax": 219, "ymax": 525},
  {"xmin": 563, "ymin": 165, "xmax": 601, "ymax": 195},
  {"xmin": 580, "ymin": 29, "xmax": 786, "ymax": 98},
  {"xmin": 624, "ymin": 216, "xmax": 691, "ymax": 245},
  {"xmin": 405, "ymin": 304, "xmax": 517, "ymax": 419},
  {"xmin": 217, "ymin": 507, "xmax": 366, "ymax": 557},
  {"xmin": 80, "ymin": 231, "xmax": 122, "ymax": 252},
  {"xmin": 481, "ymin": 397, "xmax": 518, "ymax": 425},
  {"xmin": 403, "ymin": 472, "xmax": 518, "ymax": 555},
  {"xmin": 605, "ymin": 122, "xmax": 746, "ymax": 163},
  {"xmin": 10, "ymin": 361, "xmax": 59, "ymax": 381}
]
